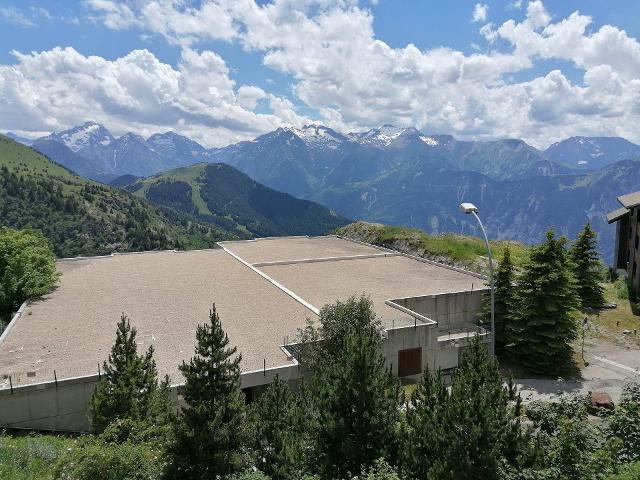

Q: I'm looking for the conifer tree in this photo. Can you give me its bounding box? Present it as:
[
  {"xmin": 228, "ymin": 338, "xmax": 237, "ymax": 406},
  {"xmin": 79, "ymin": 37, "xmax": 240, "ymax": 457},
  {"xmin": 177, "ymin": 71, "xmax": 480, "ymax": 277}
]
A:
[
  {"xmin": 570, "ymin": 222, "xmax": 605, "ymax": 310},
  {"xmin": 481, "ymin": 246, "xmax": 518, "ymax": 353},
  {"xmin": 168, "ymin": 304, "xmax": 247, "ymax": 480},
  {"xmin": 250, "ymin": 375, "xmax": 305, "ymax": 480},
  {"xmin": 511, "ymin": 230, "xmax": 578, "ymax": 374},
  {"xmin": 89, "ymin": 314, "xmax": 160, "ymax": 434},
  {"xmin": 402, "ymin": 337, "xmax": 526, "ymax": 480},
  {"xmin": 309, "ymin": 296, "xmax": 401, "ymax": 479}
]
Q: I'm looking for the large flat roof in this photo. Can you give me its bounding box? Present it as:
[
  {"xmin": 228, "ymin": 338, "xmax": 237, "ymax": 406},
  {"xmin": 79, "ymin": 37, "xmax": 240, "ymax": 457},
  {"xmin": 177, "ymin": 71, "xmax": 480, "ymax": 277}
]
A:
[
  {"xmin": 0, "ymin": 236, "xmax": 485, "ymax": 388},
  {"xmin": 218, "ymin": 236, "xmax": 384, "ymax": 265},
  {"xmin": 0, "ymin": 249, "xmax": 312, "ymax": 387}
]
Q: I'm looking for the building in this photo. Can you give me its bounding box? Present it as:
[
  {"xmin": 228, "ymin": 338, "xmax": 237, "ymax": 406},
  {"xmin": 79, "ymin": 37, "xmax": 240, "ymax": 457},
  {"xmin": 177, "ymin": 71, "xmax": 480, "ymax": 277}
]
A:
[
  {"xmin": 0, "ymin": 235, "xmax": 490, "ymax": 432},
  {"xmin": 607, "ymin": 190, "xmax": 640, "ymax": 293}
]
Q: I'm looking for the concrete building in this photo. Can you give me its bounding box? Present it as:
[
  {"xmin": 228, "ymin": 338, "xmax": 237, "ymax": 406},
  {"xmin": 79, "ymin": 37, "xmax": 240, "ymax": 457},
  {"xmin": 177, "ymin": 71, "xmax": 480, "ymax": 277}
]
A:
[
  {"xmin": 0, "ymin": 235, "xmax": 490, "ymax": 432},
  {"xmin": 607, "ymin": 191, "xmax": 640, "ymax": 293}
]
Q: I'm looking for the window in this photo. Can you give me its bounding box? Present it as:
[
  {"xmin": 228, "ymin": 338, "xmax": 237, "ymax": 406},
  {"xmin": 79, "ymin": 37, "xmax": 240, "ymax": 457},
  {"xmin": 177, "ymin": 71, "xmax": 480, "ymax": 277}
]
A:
[{"xmin": 398, "ymin": 347, "xmax": 422, "ymax": 377}]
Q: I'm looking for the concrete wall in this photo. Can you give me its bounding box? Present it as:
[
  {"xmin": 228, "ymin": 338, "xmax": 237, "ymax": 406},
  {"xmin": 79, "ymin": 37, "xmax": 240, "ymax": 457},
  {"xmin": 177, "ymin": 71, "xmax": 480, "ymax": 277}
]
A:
[
  {"xmin": 0, "ymin": 375, "xmax": 99, "ymax": 432},
  {"xmin": 382, "ymin": 323, "xmax": 434, "ymax": 380},
  {"xmin": 390, "ymin": 289, "xmax": 487, "ymax": 333},
  {"xmin": 0, "ymin": 363, "xmax": 303, "ymax": 433}
]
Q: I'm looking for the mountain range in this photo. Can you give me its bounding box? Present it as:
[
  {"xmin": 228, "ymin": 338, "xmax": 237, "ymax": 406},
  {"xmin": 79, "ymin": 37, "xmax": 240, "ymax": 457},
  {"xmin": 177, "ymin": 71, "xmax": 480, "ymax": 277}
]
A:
[
  {"xmin": 0, "ymin": 134, "xmax": 346, "ymax": 256},
  {"xmin": 10, "ymin": 122, "xmax": 640, "ymax": 259}
]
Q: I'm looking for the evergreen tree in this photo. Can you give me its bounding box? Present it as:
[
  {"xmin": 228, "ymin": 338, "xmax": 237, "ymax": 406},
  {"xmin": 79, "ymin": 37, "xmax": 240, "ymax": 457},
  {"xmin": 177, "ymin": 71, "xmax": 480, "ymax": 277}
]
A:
[
  {"xmin": 168, "ymin": 304, "xmax": 248, "ymax": 479},
  {"xmin": 308, "ymin": 296, "xmax": 401, "ymax": 479},
  {"xmin": 250, "ymin": 375, "xmax": 306, "ymax": 480},
  {"xmin": 89, "ymin": 314, "xmax": 160, "ymax": 434},
  {"xmin": 481, "ymin": 246, "xmax": 518, "ymax": 353},
  {"xmin": 511, "ymin": 230, "xmax": 578, "ymax": 374},
  {"xmin": 402, "ymin": 337, "xmax": 528, "ymax": 480},
  {"xmin": 570, "ymin": 223, "xmax": 605, "ymax": 310}
]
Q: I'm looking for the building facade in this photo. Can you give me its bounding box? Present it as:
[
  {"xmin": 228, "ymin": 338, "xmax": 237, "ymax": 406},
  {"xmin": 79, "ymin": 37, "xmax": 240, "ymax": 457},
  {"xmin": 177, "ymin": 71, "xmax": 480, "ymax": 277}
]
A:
[
  {"xmin": 607, "ymin": 191, "xmax": 640, "ymax": 293},
  {"xmin": 0, "ymin": 236, "xmax": 491, "ymax": 432}
]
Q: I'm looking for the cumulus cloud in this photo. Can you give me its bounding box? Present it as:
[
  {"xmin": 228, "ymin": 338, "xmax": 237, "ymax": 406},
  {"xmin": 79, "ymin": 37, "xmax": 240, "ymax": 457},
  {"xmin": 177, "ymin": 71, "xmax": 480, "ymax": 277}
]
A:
[
  {"xmin": 0, "ymin": 47, "xmax": 310, "ymax": 147},
  {"xmin": 472, "ymin": 3, "xmax": 488, "ymax": 23},
  {"xmin": 4, "ymin": 0, "xmax": 640, "ymax": 148}
]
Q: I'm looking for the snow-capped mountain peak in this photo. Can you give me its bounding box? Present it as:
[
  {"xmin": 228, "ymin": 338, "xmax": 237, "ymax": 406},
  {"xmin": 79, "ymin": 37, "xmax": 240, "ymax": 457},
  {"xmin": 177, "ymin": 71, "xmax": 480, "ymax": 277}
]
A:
[{"xmin": 46, "ymin": 121, "xmax": 114, "ymax": 152}]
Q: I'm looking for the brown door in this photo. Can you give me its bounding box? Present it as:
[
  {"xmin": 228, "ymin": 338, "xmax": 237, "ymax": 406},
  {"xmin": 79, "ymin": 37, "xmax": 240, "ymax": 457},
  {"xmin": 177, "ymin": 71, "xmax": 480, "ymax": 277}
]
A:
[{"xmin": 398, "ymin": 347, "xmax": 422, "ymax": 377}]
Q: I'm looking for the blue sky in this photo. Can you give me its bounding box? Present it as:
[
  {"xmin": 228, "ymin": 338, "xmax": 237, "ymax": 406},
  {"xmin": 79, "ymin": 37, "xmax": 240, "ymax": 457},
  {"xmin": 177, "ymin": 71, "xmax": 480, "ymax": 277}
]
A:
[{"xmin": 1, "ymin": 1, "xmax": 640, "ymax": 147}]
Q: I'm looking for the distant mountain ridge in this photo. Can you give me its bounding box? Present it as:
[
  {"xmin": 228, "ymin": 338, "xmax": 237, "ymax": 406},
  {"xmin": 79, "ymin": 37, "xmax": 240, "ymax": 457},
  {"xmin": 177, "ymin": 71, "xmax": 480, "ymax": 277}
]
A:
[
  {"xmin": 20, "ymin": 121, "xmax": 640, "ymax": 258},
  {"xmin": 30, "ymin": 121, "xmax": 216, "ymax": 182},
  {"xmin": 545, "ymin": 136, "xmax": 640, "ymax": 171}
]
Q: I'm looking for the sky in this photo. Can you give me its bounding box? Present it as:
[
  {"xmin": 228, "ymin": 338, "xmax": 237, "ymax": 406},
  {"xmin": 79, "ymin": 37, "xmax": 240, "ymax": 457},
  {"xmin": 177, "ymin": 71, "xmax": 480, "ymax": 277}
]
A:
[{"xmin": 1, "ymin": 1, "xmax": 640, "ymax": 148}]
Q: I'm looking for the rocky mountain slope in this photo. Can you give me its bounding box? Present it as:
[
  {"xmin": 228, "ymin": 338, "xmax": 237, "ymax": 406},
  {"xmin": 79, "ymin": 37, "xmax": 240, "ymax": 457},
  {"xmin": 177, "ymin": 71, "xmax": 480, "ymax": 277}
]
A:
[{"xmin": 545, "ymin": 136, "xmax": 640, "ymax": 171}]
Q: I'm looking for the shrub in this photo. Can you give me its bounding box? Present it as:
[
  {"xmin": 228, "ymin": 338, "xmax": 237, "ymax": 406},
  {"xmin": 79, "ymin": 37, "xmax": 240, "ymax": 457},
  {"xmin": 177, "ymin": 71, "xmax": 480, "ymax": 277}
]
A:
[{"xmin": 53, "ymin": 437, "xmax": 164, "ymax": 480}]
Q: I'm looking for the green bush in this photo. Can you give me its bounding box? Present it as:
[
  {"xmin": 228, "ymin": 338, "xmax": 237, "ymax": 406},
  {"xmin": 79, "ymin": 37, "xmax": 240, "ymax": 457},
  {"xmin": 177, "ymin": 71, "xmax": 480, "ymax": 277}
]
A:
[
  {"xmin": 615, "ymin": 277, "xmax": 631, "ymax": 300},
  {"xmin": 606, "ymin": 461, "xmax": 640, "ymax": 479},
  {"xmin": 53, "ymin": 437, "xmax": 164, "ymax": 480}
]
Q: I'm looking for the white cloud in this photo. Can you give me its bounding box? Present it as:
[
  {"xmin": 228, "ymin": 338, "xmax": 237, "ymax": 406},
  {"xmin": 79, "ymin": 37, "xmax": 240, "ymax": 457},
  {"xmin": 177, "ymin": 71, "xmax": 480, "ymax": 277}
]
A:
[
  {"xmin": 0, "ymin": 7, "xmax": 35, "ymax": 27},
  {"xmin": 84, "ymin": 0, "xmax": 136, "ymax": 29},
  {"xmin": 6, "ymin": 0, "xmax": 640, "ymax": 148},
  {"xmin": 472, "ymin": 3, "xmax": 488, "ymax": 23},
  {"xmin": 0, "ymin": 47, "xmax": 310, "ymax": 147}
]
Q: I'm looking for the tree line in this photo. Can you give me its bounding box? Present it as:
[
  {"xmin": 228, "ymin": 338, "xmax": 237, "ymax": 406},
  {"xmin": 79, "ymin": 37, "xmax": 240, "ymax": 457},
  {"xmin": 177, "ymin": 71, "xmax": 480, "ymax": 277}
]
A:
[
  {"xmin": 50, "ymin": 295, "xmax": 639, "ymax": 480},
  {"xmin": 485, "ymin": 223, "xmax": 606, "ymax": 374}
]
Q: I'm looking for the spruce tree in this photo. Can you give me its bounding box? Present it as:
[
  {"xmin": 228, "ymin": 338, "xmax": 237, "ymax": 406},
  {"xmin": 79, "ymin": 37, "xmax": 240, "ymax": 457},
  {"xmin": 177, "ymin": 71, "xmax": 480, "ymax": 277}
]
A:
[
  {"xmin": 89, "ymin": 314, "xmax": 160, "ymax": 434},
  {"xmin": 481, "ymin": 246, "xmax": 517, "ymax": 353},
  {"xmin": 168, "ymin": 304, "xmax": 247, "ymax": 479},
  {"xmin": 402, "ymin": 337, "xmax": 526, "ymax": 480},
  {"xmin": 570, "ymin": 222, "xmax": 605, "ymax": 310},
  {"xmin": 250, "ymin": 375, "xmax": 305, "ymax": 480},
  {"xmin": 309, "ymin": 296, "xmax": 401, "ymax": 479},
  {"xmin": 511, "ymin": 230, "xmax": 578, "ymax": 374}
]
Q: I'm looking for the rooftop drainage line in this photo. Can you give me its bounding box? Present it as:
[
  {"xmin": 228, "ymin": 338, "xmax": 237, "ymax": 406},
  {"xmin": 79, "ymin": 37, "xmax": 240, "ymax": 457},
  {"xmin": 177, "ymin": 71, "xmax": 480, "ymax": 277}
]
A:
[{"xmin": 218, "ymin": 244, "xmax": 320, "ymax": 316}]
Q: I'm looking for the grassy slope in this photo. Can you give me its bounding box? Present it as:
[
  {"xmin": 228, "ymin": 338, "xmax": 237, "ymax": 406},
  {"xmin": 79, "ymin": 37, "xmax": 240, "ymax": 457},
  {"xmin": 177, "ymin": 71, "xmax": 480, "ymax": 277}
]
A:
[
  {"xmin": 0, "ymin": 135, "xmax": 228, "ymax": 256},
  {"xmin": 0, "ymin": 433, "xmax": 73, "ymax": 480},
  {"xmin": 336, "ymin": 221, "xmax": 529, "ymax": 272}
]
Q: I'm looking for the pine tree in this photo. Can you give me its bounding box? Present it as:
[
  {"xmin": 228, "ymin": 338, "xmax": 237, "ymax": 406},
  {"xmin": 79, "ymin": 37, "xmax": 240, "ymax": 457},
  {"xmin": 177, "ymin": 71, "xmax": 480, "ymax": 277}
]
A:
[
  {"xmin": 511, "ymin": 230, "xmax": 578, "ymax": 374},
  {"xmin": 402, "ymin": 337, "xmax": 530, "ymax": 480},
  {"xmin": 570, "ymin": 222, "xmax": 605, "ymax": 310},
  {"xmin": 250, "ymin": 375, "xmax": 306, "ymax": 480},
  {"xmin": 481, "ymin": 246, "xmax": 518, "ymax": 353},
  {"xmin": 89, "ymin": 314, "xmax": 160, "ymax": 434},
  {"xmin": 168, "ymin": 304, "xmax": 247, "ymax": 479},
  {"xmin": 309, "ymin": 296, "xmax": 401, "ymax": 479}
]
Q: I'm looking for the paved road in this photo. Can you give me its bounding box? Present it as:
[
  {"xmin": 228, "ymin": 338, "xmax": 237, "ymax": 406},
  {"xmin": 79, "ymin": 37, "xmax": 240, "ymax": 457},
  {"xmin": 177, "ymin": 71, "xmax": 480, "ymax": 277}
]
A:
[{"xmin": 517, "ymin": 344, "xmax": 640, "ymax": 404}]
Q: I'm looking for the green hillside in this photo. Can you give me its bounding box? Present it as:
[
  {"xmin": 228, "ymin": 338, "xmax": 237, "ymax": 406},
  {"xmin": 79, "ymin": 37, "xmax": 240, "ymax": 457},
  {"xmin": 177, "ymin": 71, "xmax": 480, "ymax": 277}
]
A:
[
  {"xmin": 128, "ymin": 162, "xmax": 350, "ymax": 237},
  {"xmin": 336, "ymin": 221, "xmax": 529, "ymax": 272},
  {"xmin": 0, "ymin": 135, "xmax": 227, "ymax": 257}
]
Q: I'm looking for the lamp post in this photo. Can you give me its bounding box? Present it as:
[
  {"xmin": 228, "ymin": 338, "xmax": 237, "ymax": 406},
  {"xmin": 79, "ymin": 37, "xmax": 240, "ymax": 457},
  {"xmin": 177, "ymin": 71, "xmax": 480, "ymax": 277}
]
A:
[{"xmin": 459, "ymin": 202, "xmax": 495, "ymax": 356}]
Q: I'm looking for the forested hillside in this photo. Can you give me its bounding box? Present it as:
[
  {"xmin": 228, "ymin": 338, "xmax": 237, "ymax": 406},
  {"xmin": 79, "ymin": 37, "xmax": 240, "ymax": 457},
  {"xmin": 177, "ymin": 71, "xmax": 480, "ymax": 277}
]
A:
[
  {"xmin": 127, "ymin": 163, "xmax": 349, "ymax": 237},
  {"xmin": 0, "ymin": 135, "xmax": 227, "ymax": 257}
]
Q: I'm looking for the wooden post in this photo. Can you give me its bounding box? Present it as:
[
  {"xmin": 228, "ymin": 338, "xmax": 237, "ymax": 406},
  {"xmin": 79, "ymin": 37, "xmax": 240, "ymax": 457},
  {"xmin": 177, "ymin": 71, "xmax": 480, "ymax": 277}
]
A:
[
  {"xmin": 9, "ymin": 375, "xmax": 13, "ymax": 394},
  {"xmin": 54, "ymin": 370, "xmax": 58, "ymax": 389}
]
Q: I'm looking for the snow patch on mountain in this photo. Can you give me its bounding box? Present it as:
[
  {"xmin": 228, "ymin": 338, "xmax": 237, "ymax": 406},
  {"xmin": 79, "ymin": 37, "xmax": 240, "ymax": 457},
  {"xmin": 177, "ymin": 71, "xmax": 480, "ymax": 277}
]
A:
[{"xmin": 419, "ymin": 135, "xmax": 439, "ymax": 146}]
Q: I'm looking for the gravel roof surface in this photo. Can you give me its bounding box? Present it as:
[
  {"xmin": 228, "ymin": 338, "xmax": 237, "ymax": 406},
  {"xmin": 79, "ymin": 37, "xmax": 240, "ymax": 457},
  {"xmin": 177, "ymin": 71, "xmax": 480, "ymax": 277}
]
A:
[
  {"xmin": 0, "ymin": 249, "xmax": 313, "ymax": 387},
  {"xmin": 219, "ymin": 236, "xmax": 383, "ymax": 264}
]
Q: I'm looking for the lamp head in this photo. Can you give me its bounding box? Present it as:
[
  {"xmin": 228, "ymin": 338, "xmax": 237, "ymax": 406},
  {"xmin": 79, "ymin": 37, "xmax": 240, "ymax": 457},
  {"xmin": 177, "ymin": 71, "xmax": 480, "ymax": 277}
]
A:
[{"xmin": 459, "ymin": 202, "xmax": 478, "ymax": 214}]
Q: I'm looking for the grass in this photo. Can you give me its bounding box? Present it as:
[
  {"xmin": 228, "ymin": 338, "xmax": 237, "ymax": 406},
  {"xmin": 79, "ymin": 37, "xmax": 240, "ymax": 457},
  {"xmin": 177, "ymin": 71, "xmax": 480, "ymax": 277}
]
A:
[
  {"xmin": 0, "ymin": 135, "xmax": 80, "ymax": 181},
  {"xmin": 584, "ymin": 283, "xmax": 640, "ymax": 346},
  {"xmin": 0, "ymin": 431, "xmax": 74, "ymax": 480},
  {"xmin": 336, "ymin": 222, "xmax": 530, "ymax": 271}
]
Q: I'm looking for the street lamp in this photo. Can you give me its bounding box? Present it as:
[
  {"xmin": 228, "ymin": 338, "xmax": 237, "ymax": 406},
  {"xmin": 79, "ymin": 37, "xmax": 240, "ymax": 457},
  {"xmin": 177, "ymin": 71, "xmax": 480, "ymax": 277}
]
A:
[{"xmin": 459, "ymin": 202, "xmax": 495, "ymax": 356}]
